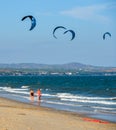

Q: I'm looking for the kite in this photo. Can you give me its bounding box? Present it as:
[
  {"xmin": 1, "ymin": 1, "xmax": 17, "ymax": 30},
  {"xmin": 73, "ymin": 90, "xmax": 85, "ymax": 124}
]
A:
[
  {"xmin": 103, "ymin": 32, "xmax": 111, "ymax": 40},
  {"xmin": 22, "ymin": 15, "xmax": 36, "ymax": 31},
  {"xmin": 53, "ymin": 26, "xmax": 67, "ymax": 39},
  {"xmin": 64, "ymin": 30, "xmax": 75, "ymax": 41}
]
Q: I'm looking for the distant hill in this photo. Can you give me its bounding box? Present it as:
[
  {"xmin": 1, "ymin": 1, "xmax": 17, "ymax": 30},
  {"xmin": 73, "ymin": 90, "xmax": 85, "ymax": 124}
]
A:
[
  {"xmin": 0, "ymin": 62, "xmax": 116, "ymax": 72},
  {"xmin": 0, "ymin": 62, "xmax": 96, "ymax": 69}
]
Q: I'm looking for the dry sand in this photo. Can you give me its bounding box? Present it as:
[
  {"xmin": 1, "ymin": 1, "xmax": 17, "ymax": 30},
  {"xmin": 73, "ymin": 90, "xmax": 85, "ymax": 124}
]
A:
[{"xmin": 0, "ymin": 97, "xmax": 116, "ymax": 130}]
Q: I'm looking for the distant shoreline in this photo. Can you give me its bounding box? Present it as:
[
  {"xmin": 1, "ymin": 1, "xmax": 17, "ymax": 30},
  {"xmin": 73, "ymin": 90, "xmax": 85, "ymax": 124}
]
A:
[
  {"xmin": 0, "ymin": 62, "xmax": 116, "ymax": 77},
  {"xmin": 0, "ymin": 69, "xmax": 116, "ymax": 76}
]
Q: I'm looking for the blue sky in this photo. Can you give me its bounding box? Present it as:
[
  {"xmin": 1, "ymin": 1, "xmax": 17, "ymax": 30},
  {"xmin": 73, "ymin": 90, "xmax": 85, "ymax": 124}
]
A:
[{"xmin": 0, "ymin": 0, "xmax": 116, "ymax": 66}]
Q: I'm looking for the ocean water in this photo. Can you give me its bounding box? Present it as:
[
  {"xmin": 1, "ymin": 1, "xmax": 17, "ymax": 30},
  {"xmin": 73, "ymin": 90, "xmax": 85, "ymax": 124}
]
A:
[{"xmin": 0, "ymin": 75, "xmax": 116, "ymax": 122}]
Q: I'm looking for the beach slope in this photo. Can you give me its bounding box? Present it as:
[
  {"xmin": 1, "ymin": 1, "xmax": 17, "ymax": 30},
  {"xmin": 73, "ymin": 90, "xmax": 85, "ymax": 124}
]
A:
[{"xmin": 0, "ymin": 97, "xmax": 116, "ymax": 130}]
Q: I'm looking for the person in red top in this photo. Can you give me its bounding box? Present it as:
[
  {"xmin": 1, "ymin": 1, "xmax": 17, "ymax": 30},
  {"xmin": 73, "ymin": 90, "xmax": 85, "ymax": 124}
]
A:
[{"xmin": 37, "ymin": 89, "xmax": 41, "ymax": 101}]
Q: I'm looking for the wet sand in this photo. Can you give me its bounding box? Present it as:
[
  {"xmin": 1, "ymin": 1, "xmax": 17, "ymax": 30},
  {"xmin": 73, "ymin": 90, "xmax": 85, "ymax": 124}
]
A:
[{"xmin": 0, "ymin": 97, "xmax": 116, "ymax": 130}]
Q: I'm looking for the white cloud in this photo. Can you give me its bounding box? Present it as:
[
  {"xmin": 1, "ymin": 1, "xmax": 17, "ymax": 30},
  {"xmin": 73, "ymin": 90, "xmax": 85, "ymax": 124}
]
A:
[{"xmin": 60, "ymin": 4, "xmax": 113, "ymax": 23}]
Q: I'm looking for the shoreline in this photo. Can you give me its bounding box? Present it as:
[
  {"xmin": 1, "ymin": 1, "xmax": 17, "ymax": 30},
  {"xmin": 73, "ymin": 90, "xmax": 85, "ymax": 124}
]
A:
[
  {"xmin": 1, "ymin": 94, "xmax": 116, "ymax": 123},
  {"xmin": 0, "ymin": 97, "xmax": 116, "ymax": 130}
]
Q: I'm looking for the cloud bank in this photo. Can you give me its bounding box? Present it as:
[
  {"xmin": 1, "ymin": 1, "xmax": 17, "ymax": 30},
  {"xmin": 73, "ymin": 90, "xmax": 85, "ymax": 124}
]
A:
[{"xmin": 60, "ymin": 3, "xmax": 115, "ymax": 23}]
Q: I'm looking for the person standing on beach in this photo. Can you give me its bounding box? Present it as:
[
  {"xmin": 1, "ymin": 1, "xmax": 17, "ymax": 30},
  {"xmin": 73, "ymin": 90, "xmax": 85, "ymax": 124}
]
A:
[
  {"xmin": 30, "ymin": 89, "xmax": 34, "ymax": 102},
  {"xmin": 37, "ymin": 89, "xmax": 41, "ymax": 101}
]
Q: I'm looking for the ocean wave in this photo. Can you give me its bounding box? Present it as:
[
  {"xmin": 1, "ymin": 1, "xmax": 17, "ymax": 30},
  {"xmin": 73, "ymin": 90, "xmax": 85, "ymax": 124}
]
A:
[
  {"xmin": 57, "ymin": 93, "xmax": 116, "ymax": 100},
  {"xmin": 0, "ymin": 87, "xmax": 116, "ymax": 107},
  {"xmin": 0, "ymin": 86, "xmax": 29, "ymax": 95},
  {"xmin": 41, "ymin": 100, "xmax": 82, "ymax": 107},
  {"xmin": 92, "ymin": 106, "xmax": 116, "ymax": 111},
  {"xmin": 42, "ymin": 93, "xmax": 57, "ymax": 97},
  {"xmin": 61, "ymin": 98, "xmax": 116, "ymax": 105},
  {"xmin": 21, "ymin": 86, "xmax": 30, "ymax": 89}
]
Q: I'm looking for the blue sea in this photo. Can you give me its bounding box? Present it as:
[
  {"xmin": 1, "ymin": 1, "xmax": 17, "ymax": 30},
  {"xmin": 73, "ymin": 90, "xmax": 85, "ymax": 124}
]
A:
[{"xmin": 0, "ymin": 75, "xmax": 116, "ymax": 122}]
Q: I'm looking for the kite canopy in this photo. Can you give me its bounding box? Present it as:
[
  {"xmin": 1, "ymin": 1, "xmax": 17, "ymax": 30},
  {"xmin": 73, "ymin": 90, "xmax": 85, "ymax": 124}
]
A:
[
  {"xmin": 53, "ymin": 26, "xmax": 67, "ymax": 39},
  {"xmin": 64, "ymin": 30, "xmax": 75, "ymax": 41},
  {"xmin": 53, "ymin": 26, "xmax": 75, "ymax": 41},
  {"xmin": 22, "ymin": 15, "xmax": 36, "ymax": 31},
  {"xmin": 103, "ymin": 32, "xmax": 111, "ymax": 40}
]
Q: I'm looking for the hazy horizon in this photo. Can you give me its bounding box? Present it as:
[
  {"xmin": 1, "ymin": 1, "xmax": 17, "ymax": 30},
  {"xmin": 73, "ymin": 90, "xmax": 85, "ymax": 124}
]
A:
[{"xmin": 0, "ymin": 62, "xmax": 116, "ymax": 68}]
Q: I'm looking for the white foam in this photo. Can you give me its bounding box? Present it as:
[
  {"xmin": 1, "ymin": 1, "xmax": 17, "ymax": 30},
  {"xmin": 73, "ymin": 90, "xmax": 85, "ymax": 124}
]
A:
[
  {"xmin": 61, "ymin": 98, "xmax": 116, "ymax": 105},
  {"xmin": 92, "ymin": 106, "xmax": 116, "ymax": 111},
  {"xmin": 57, "ymin": 93, "xmax": 116, "ymax": 100},
  {"xmin": 42, "ymin": 93, "xmax": 56, "ymax": 97},
  {"xmin": 21, "ymin": 86, "xmax": 30, "ymax": 89},
  {"xmin": 11, "ymin": 88, "xmax": 28, "ymax": 91},
  {"xmin": 0, "ymin": 86, "xmax": 29, "ymax": 95},
  {"xmin": 42, "ymin": 100, "xmax": 82, "ymax": 107}
]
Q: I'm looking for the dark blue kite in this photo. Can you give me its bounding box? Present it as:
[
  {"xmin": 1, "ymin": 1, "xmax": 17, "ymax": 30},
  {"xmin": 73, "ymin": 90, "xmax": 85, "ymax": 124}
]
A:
[
  {"xmin": 103, "ymin": 32, "xmax": 111, "ymax": 40},
  {"xmin": 64, "ymin": 30, "xmax": 75, "ymax": 41},
  {"xmin": 53, "ymin": 26, "xmax": 67, "ymax": 39},
  {"xmin": 22, "ymin": 15, "xmax": 36, "ymax": 31}
]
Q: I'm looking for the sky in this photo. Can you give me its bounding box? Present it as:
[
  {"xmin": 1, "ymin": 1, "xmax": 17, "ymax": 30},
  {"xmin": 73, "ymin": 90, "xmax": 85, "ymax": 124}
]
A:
[{"xmin": 0, "ymin": 0, "xmax": 116, "ymax": 67}]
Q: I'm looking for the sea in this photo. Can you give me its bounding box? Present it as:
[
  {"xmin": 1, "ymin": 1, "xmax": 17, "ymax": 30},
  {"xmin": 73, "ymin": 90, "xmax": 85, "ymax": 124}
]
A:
[{"xmin": 0, "ymin": 75, "xmax": 116, "ymax": 122}]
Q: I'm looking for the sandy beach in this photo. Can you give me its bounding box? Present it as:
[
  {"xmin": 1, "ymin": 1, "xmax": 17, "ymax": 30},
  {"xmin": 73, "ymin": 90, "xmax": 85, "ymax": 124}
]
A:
[{"xmin": 0, "ymin": 97, "xmax": 116, "ymax": 130}]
